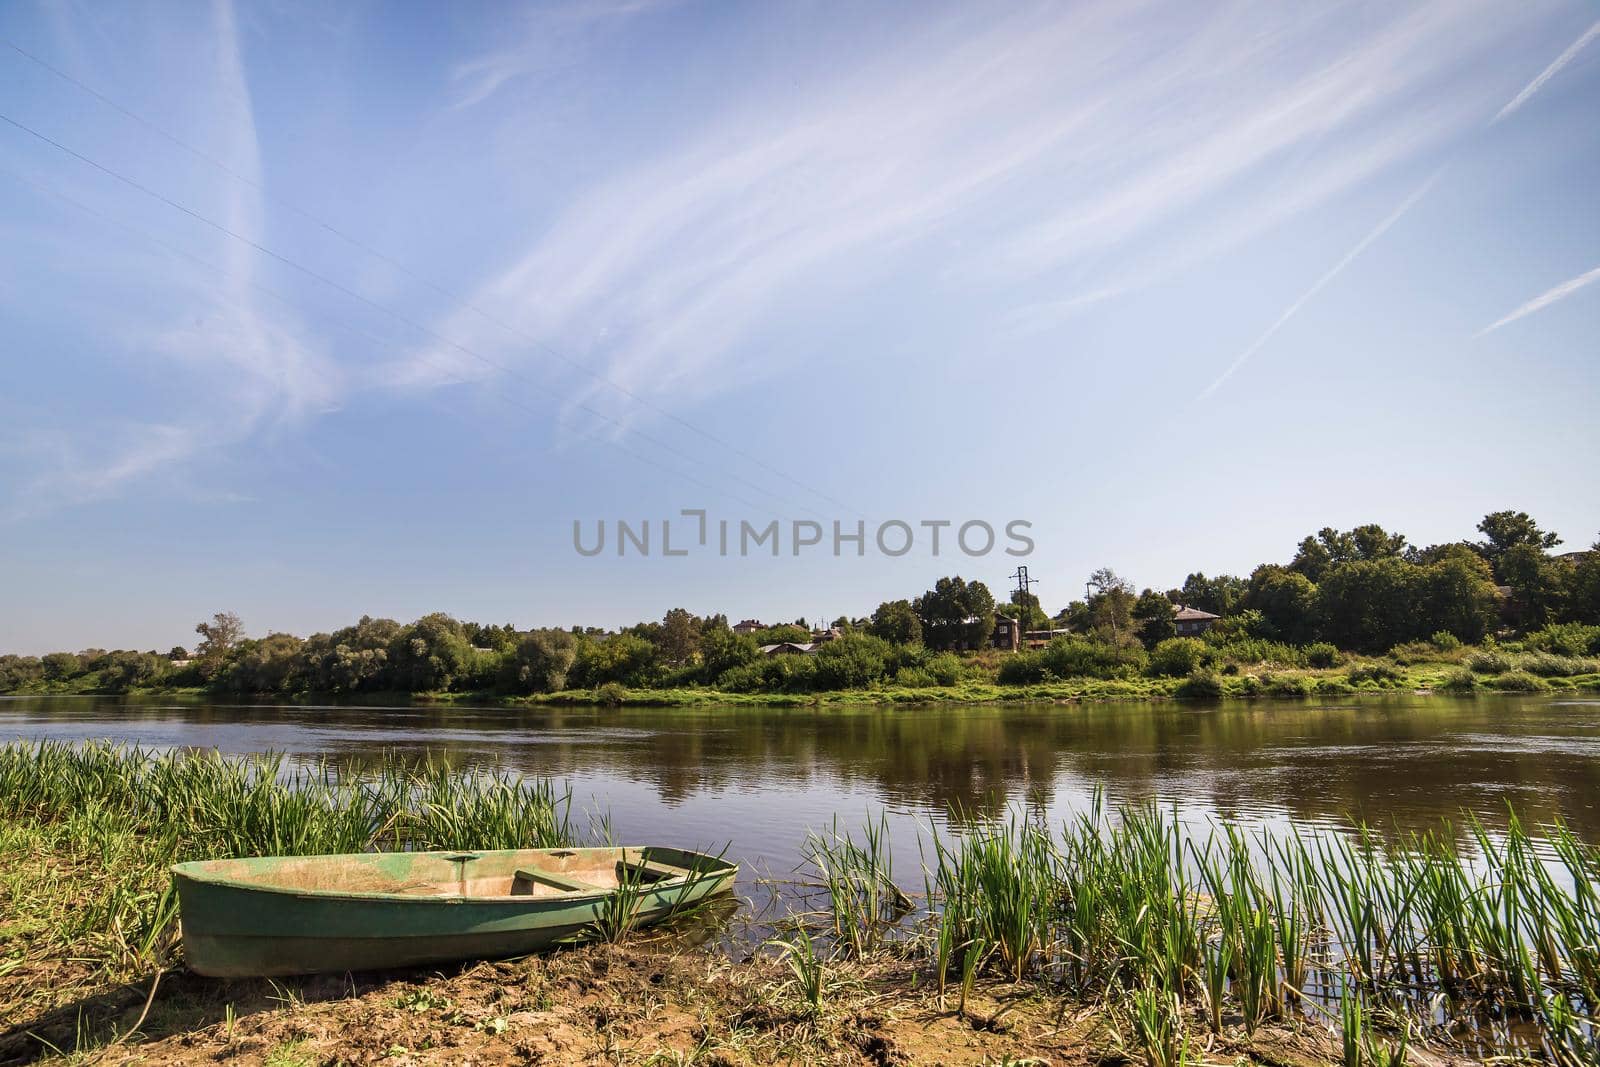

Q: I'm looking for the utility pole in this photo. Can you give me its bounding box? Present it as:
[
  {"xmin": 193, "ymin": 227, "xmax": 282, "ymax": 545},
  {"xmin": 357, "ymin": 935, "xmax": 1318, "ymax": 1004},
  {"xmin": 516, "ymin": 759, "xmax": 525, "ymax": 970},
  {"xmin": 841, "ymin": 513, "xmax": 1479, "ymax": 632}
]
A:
[{"xmin": 1010, "ymin": 565, "xmax": 1038, "ymax": 601}]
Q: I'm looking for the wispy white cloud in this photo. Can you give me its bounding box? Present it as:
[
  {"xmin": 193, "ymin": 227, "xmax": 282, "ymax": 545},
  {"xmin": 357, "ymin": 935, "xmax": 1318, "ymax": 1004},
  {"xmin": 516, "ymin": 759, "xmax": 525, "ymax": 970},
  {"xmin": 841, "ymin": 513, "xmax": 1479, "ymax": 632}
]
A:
[
  {"xmin": 1192, "ymin": 9, "xmax": 1599, "ymax": 400},
  {"xmin": 1496, "ymin": 18, "xmax": 1600, "ymax": 121},
  {"xmin": 406, "ymin": 0, "xmax": 1544, "ymax": 429},
  {"xmin": 450, "ymin": 0, "xmax": 681, "ymax": 109},
  {"xmin": 1478, "ymin": 265, "xmax": 1600, "ymax": 335},
  {"xmin": 9, "ymin": 0, "xmax": 338, "ymax": 517},
  {"xmin": 1195, "ymin": 172, "xmax": 1441, "ymax": 402}
]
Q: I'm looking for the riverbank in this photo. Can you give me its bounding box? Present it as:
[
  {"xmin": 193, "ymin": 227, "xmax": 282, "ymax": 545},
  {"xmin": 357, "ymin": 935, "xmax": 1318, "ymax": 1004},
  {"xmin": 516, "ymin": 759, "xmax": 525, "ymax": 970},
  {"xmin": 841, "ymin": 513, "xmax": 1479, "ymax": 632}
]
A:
[
  {"xmin": 3, "ymin": 742, "xmax": 1595, "ymax": 1065},
  {"xmin": 0, "ymin": 804, "xmax": 1438, "ymax": 1067},
  {"xmin": 12, "ymin": 661, "xmax": 1599, "ymax": 708}
]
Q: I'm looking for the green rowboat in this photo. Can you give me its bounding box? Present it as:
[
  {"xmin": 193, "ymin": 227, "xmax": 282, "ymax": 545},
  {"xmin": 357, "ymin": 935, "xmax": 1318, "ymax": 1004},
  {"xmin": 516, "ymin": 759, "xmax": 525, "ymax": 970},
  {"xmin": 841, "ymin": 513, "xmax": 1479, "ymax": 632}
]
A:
[{"xmin": 172, "ymin": 845, "xmax": 737, "ymax": 977}]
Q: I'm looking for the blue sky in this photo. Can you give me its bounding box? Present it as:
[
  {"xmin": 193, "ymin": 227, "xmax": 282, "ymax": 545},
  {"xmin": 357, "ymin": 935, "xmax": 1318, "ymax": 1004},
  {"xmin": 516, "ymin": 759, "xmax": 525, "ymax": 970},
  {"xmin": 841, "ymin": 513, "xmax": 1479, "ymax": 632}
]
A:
[{"xmin": 1, "ymin": 0, "xmax": 1597, "ymax": 655}]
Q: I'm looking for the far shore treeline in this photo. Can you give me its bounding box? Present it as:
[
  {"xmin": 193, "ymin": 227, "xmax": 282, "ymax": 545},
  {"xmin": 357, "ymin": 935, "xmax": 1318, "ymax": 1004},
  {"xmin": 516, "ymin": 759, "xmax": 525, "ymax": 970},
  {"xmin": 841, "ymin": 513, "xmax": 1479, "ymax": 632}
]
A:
[{"xmin": 5, "ymin": 510, "xmax": 1600, "ymax": 701}]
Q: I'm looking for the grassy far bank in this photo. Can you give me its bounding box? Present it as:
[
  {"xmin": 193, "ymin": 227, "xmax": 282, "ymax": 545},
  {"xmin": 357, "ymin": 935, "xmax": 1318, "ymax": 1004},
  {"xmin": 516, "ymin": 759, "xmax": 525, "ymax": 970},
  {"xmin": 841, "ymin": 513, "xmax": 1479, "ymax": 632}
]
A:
[
  {"xmin": 10, "ymin": 628, "xmax": 1600, "ymax": 708},
  {"xmin": 5, "ymin": 511, "xmax": 1600, "ymax": 707},
  {"xmin": 3, "ymin": 743, "xmax": 1597, "ymax": 1066}
]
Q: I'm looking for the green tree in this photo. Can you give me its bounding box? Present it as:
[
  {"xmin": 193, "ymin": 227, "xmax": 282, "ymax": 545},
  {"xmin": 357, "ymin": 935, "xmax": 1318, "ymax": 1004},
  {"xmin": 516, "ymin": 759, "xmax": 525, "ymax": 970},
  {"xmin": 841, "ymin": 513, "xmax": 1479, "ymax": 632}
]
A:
[
  {"xmin": 1132, "ymin": 589, "xmax": 1176, "ymax": 649},
  {"xmin": 1417, "ymin": 549, "xmax": 1499, "ymax": 643},
  {"xmin": 388, "ymin": 613, "xmax": 473, "ymax": 691},
  {"xmin": 1567, "ymin": 536, "xmax": 1600, "ymax": 624},
  {"xmin": 1476, "ymin": 510, "xmax": 1561, "ymax": 578},
  {"xmin": 216, "ymin": 634, "xmax": 303, "ymax": 694},
  {"xmin": 574, "ymin": 633, "xmax": 660, "ymax": 688},
  {"xmin": 656, "ymin": 608, "xmax": 702, "ymax": 667},
  {"xmin": 193, "ymin": 611, "xmax": 244, "ymax": 679},
  {"xmin": 1290, "ymin": 525, "xmax": 1407, "ymax": 582},
  {"xmin": 868, "ymin": 600, "xmax": 923, "ymax": 645},
  {"xmin": 1245, "ymin": 566, "xmax": 1320, "ymax": 644},
  {"xmin": 699, "ymin": 624, "xmax": 760, "ymax": 680},
  {"xmin": 1174, "ymin": 573, "xmax": 1247, "ymax": 617},
  {"xmin": 749, "ymin": 624, "xmax": 811, "ymax": 645},
  {"xmin": 1085, "ymin": 568, "xmax": 1135, "ymax": 643},
  {"xmin": 300, "ymin": 615, "xmax": 400, "ymax": 693},
  {"xmin": 914, "ymin": 576, "xmax": 996, "ymax": 651},
  {"xmin": 0, "ymin": 655, "xmax": 44, "ymax": 691},
  {"xmin": 812, "ymin": 632, "xmax": 891, "ymax": 689},
  {"xmin": 40, "ymin": 651, "xmax": 83, "ymax": 682},
  {"xmin": 503, "ymin": 629, "xmax": 578, "ymax": 693},
  {"xmin": 1004, "ymin": 589, "xmax": 1049, "ymax": 631},
  {"xmin": 1499, "ymin": 543, "xmax": 1567, "ymax": 629},
  {"xmin": 1316, "ymin": 557, "xmax": 1422, "ymax": 653}
]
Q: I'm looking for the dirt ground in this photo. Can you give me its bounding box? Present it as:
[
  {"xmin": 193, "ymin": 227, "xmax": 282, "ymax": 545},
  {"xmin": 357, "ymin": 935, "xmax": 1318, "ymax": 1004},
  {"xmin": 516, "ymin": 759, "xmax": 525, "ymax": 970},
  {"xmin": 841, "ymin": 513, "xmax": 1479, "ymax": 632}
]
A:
[{"xmin": 2, "ymin": 938, "xmax": 1485, "ymax": 1067}]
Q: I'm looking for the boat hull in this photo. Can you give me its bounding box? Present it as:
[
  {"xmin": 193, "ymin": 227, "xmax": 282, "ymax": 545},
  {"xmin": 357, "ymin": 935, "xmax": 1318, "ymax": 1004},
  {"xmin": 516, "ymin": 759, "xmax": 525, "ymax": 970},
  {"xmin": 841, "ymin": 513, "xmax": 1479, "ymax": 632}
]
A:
[{"xmin": 173, "ymin": 846, "xmax": 736, "ymax": 977}]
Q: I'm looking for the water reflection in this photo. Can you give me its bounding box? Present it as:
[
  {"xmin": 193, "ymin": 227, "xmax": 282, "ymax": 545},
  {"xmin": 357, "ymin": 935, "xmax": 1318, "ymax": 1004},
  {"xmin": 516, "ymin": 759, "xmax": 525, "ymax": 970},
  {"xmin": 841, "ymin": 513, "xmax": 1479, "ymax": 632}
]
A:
[{"xmin": 4, "ymin": 693, "xmax": 1598, "ymax": 877}]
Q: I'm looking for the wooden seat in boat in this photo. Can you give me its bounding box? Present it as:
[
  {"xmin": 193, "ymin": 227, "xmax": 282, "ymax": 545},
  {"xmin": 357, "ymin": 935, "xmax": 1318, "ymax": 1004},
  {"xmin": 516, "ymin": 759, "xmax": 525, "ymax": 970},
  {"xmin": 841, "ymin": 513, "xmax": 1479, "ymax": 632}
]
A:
[{"xmin": 514, "ymin": 867, "xmax": 602, "ymax": 894}]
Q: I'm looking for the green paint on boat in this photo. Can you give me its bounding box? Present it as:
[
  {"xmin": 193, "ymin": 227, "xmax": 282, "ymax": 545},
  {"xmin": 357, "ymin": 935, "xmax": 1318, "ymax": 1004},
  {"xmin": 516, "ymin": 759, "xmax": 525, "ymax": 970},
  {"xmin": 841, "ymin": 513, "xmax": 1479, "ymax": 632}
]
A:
[{"xmin": 172, "ymin": 845, "xmax": 737, "ymax": 977}]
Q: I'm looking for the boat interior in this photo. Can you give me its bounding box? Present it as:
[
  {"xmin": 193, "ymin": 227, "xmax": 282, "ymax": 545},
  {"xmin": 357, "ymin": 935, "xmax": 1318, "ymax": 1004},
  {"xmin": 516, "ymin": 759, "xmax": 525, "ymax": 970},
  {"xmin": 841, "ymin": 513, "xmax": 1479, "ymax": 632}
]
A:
[{"xmin": 181, "ymin": 846, "xmax": 729, "ymax": 900}]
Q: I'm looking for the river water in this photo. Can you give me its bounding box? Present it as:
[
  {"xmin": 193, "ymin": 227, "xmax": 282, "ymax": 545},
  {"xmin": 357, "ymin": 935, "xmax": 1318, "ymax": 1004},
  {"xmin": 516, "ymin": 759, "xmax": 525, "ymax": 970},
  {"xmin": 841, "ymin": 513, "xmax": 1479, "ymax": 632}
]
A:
[{"xmin": 4, "ymin": 693, "xmax": 1598, "ymax": 882}]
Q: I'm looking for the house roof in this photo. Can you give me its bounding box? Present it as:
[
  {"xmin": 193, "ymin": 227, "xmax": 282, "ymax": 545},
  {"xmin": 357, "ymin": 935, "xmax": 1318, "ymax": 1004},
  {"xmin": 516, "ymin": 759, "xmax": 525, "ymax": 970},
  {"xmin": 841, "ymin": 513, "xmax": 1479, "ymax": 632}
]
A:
[
  {"xmin": 1173, "ymin": 605, "xmax": 1220, "ymax": 621},
  {"xmin": 759, "ymin": 642, "xmax": 817, "ymax": 654}
]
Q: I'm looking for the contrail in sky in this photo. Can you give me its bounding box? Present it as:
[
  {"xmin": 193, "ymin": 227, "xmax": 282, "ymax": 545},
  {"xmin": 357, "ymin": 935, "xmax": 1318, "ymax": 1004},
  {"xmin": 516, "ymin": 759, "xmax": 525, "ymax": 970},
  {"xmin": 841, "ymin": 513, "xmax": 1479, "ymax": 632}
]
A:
[
  {"xmin": 1198, "ymin": 18, "xmax": 1600, "ymax": 401},
  {"xmin": 1496, "ymin": 19, "xmax": 1600, "ymax": 120},
  {"xmin": 1477, "ymin": 265, "xmax": 1600, "ymax": 335},
  {"xmin": 1195, "ymin": 173, "xmax": 1440, "ymax": 402}
]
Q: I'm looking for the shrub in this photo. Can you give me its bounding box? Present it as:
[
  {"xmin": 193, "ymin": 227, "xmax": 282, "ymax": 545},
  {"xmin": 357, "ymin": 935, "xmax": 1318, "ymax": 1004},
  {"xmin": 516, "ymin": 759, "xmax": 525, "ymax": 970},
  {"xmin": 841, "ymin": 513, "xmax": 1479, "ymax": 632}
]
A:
[
  {"xmin": 1388, "ymin": 641, "xmax": 1440, "ymax": 666},
  {"xmin": 595, "ymin": 681, "xmax": 628, "ymax": 706},
  {"xmin": 1304, "ymin": 642, "xmax": 1342, "ymax": 668},
  {"xmin": 1236, "ymin": 674, "xmax": 1263, "ymax": 696},
  {"xmin": 1347, "ymin": 662, "xmax": 1405, "ymax": 687},
  {"xmin": 1213, "ymin": 638, "xmax": 1304, "ymax": 668},
  {"xmin": 1437, "ymin": 669, "xmax": 1477, "ymax": 692},
  {"xmin": 812, "ymin": 633, "xmax": 891, "ymax": 690},
  {"xmin": 893, "ymin": 667, "xmax": 936, "ymax": 688},
  {"xmin": 926, "ymin": 652, "xmax": 965, "ymax": 687},
  {"xmin": 1466, "ymin": 651, "xmax": 1513, "ymax": 675},
  {"xmin": 1043, "ymin": 637, "xmax": 1147, "ymax": 680},
  {"xmin": 1489, "ymin": 670, "xmax": 1548, "ymax": 692},
  {"xmin": 1263, "ymin": 673, "xmax": 1314, "ymax": 696},
  {"xmin": 1174, "ymin": 668, "xmax": 1223, "ymax": 699},
  {"xmin": 1522, "ymin": 623, "xmax": 1600, "ymax": 657},
  {"xmin": 1516, "ymin": 652, "xmax": 1600, "ymax": 677},
  {"xmin": 1315, "ymin": 677, "xmax": 1355, "ymax": 694},
  {"xmin": 997, "ymin": 651, "xmax": 1048, "ymax": 686},
  {"xmin": 715, "ymin": 663, "xmax": 766, "ymax": 692},
  {"xmin": 1430, "ymin": 631, "xmax": 1463, "ymax": 652},
  {"xmin": 1149, "ymin": 638, "xmax": 1213, "ymax": 678},
  {"xmin": 717, "ymin": 654, "xmax": 818, "ymax": 693}
]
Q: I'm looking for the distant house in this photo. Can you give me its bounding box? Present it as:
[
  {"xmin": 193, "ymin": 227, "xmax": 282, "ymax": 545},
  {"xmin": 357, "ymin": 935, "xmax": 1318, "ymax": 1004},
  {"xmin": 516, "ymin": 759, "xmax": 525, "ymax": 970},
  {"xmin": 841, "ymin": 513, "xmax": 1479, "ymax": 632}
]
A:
[
  {"xmin": 1023, "ymin": 628, "xmax": 1071, "ymax": 649},
  {"xmin": 992, "ymin": 616, "xmax": 1020, "ymax": 652},
  {"xmin": 1173, "ymin": 605, "xmax": 1220, "ymax": 637},
  {"xmin": 926, "ymin": 615, "xmax": 1022, "ymax": 652},
  {"xmin": 732, "ymin": 619, "xmax": 764, "ymax": 635},
  {"xmin": 760, "ymin": 642, "xmax": 817, "ymax": 656}
]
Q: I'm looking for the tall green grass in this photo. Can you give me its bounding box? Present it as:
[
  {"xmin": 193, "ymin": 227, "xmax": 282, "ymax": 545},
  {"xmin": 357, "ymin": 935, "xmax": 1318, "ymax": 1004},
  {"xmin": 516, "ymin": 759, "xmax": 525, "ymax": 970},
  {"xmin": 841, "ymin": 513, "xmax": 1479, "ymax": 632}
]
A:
[
  {"xmin": 913, "ymin": 801, "xmax": 1598, "ymax": 1064},
  {"xmin": 0, "ymin": 740, "xmax": 573, "ymax": 856},
  {"xmin": 0, "ymin": 740, "xmax": 577, "ymax": 983}
]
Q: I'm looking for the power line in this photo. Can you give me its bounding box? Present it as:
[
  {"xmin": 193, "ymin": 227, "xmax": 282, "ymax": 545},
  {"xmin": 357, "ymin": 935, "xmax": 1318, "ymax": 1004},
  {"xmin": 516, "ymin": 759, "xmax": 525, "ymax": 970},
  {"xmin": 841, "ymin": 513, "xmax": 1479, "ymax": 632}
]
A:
[
  {"xmin": 2, "ymin": 37, "xmax": 861, "ymax": 519},
  {"xmin": 0, "ymin": 164, "xmax": 773, "ymax": 514},
  {"xmin": 0, "ymin": 106, "xmax": 822, "ymax": 518}
]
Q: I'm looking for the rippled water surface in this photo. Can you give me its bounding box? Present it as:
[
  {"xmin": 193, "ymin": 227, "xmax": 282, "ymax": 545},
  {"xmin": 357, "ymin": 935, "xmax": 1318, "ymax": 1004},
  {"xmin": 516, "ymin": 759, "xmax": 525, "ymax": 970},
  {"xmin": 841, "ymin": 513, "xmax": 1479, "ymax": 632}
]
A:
[{"xmin": 4, "ymin": 693, "xmax": 1598, "ymax": 880}]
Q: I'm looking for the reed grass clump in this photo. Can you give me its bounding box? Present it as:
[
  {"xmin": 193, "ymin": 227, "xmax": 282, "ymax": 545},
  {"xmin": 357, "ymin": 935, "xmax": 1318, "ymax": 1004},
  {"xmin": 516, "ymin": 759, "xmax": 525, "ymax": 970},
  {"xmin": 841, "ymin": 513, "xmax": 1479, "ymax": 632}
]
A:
[
  {"xmin": 802, "ymin": 813, "xmax": 911, "ymax": 958},
  {"xmin": 0, "ymin": 740, "xmax": 578, "ymax": 991},
  {"xmin": 905, "ymin": 800, "xmax": 1599, "ymax": 1064},
  {"xmin": 0, "ymin": 740, "xmax": 574, "ymax": 858}
]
